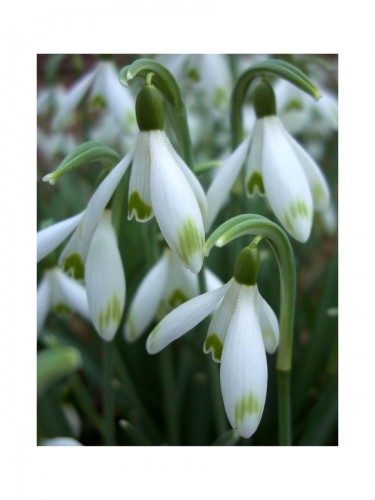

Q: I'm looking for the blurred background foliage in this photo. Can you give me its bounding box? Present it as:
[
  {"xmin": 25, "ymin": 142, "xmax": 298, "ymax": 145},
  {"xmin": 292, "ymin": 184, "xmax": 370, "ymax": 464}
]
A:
[{"xmin": 37, "ymin": 54, "xmax": 338, "ymax": 446}]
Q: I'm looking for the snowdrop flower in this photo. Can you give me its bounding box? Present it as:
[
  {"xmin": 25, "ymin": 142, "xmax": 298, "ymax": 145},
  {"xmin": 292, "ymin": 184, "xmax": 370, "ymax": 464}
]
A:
[
  {"xmin": 51, "ymin": 82, "xmax": 207, "ymax": 275},
  {"xmin": 37, "ymin": 267, "xmax": 90, "ymax": 335},
  {"xmin": 206, "ymin": 81, "xmax": 330, "ymax": 242},
  {"xmin": 53, "ymin": 60, "xmax": 135, "ymax": 130},
  {"xmin": 40, "ymin": 437, "xmax": 83, "ymax": 446},
  {"xmin": 125, "ymin": 249, "xmax": 222, "ymax": 342},
  {"xmin": 37, "ymin": 210, "xmax": 125, "ymax": 341},
  {"xmin": 147, "ymin": 246, "xmax": 279, "ymax": 438}
]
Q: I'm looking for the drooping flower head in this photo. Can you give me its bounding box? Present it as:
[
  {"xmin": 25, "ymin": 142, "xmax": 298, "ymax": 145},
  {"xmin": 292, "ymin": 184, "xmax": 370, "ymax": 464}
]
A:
[
  {"xmin": 146, "ymin": 244, "xmax": 279, "ymax": 439},
  {"xmin": 207, "ymin": 80, "xmax": 330, "ymax": 242}
]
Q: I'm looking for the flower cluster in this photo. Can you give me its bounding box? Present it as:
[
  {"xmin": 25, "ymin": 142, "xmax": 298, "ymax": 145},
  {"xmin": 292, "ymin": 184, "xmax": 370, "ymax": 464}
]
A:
[{"xmin": 37, "ymin": 55, "xmax": 336, "ymax": 445}]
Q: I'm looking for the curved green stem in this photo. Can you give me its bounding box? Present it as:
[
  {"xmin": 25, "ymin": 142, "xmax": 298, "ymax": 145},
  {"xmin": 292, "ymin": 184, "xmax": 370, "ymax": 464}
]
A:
[
  {"xmin": 230, "ymin": 59, "xmax": 321, "ymax": 148},
  {"xmin": 120, "ymin": 58, "xmax": 194, "ymax": 167}
]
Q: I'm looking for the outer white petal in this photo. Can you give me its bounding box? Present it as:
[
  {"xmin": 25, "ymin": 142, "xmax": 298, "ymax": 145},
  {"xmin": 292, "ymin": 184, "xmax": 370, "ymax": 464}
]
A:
[
  {"xmin": 60, "ymin": 150, "xmax": 132, "ymax": 276},
  {"xmin": 204, "ymin": 268, "xmax": 224, "ymax": 292},
  {"xmin": 163, "ymin": 250, "xmax": 199, "ymax": 308},
  {"xmin": 164, "ymin": 138, "xmax": 208, "ymax": 227},
  {"xmin": 50, "ymin": 269, "xmax": 90, "ymax": 322},
  {"xmin": 149, "ymin": 130, "xmax": 205, "ymax": 273},
  {"xmin": 262, "ymin": 116, "xmax": 313, "ymax": 243},
  {"xmin": 37, "ymin": 212, "xmax": 84, "ymax": 263},
  {"xmin": 41, "ymin": 437, "xmax": 82, "ymax": 446},
  {"xmin": 283, "ymin": 129, "xmax": 330, "ymax": 211},
  {"xmin": 204, "ymin": 278, "xmax": 241, "ymax": 362},
  {"xmin": 85, "ymin": 211, "xmax": 126, "ymax": 341},
  {"xmin": 53, "ymin": 68, "xmax": 98, "ymax": 128},
  {"xmin": 255, "ymin": 286, "xmax": 279, "ymax": 354},
  {"xmin": 245, "ymin": 119, "xmax": 265, "ymax": 196},
  {"xmin": 220, "ymin": 285, "xmax": 268, "ymax": 439},
  {"xmin": 146, "ymin": 282, "xmax": 230, "ymax": 354},
  {"xmin": 128, "ymin": 132, "xmax": 153, "ymax": 222},
  {"xmin": 100, "ymin": 61, "xmax": 135, "ymax": 128},
  {"xmin": 124, "ymin": 252, "xmax": 169, "ymax": 342},
  {"xmin": 37, "ymin": 275, "xmax": 51, "ymax": 335},
  {"xmin": 206, "ymin": 137, "xmax": 251, "ymax": 230}
]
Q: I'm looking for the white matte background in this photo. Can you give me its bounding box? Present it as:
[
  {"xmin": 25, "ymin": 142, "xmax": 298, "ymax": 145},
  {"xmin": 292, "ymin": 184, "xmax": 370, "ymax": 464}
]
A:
[{"xmin": 1, "ymin": 1, "xmax": 374, "ymax": 499}]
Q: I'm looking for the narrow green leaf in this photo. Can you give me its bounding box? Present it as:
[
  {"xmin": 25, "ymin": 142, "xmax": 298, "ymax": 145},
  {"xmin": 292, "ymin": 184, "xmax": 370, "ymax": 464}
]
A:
[
  {"xmin": 43, "ymin": 141, "xmax": 120, "ymax": 184},
  {"xmin": 37, "ymin": 346, "xmax": 82, "ymax": 398},
  {"xmin": 119, "ymin": 420, "xmax": 152, "ymax": 445}
]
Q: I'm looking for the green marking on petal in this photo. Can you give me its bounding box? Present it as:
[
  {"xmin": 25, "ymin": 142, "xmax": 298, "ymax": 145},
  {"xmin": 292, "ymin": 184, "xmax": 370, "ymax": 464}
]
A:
[
  {"xmin": 91, "ymin": 94, "xmax": 107, "ymax": 109},
  {"xmin": 246, "ymin": 172, "xmax": 265, "ymax": 196},
  {"xmin": 125, "ymin": 313, "xmax": 138, "ymax": 342},
  {"xmin": 177, "ymin": 217, "xmax": 204, "ymax": 267},
  {"xmin": 235, "ymin": 392, "xmax": 262, "ymax": 426},
  {"xmin": 312, "ymin": 183, "xmax": 326, "ymax": 203},
  {"xmin": 284, "ymin": 198, "xmax": 310, "ymax": 232},
  {"xmin": 168, "ymin": 289, "xmax": 188, "ymax": 309},
  {"xmin": 213, "ymin": 86, "xmax": 226, "ymax": 107},
  {"xmin": 128, "ymin": 191, "xmax": 152, "ymax": 221},
  {"xmin": 98, "ymin": 293, "xmax": 122, "ymax": 333},
  {"xmin": 64, "ymin": 253, "xmax": 84, "ymax": 281},
  {"xmin": 53, "ymin": 303, "xmax": 72, "ymax": 315},
  {"xmin": 204, "ymin": 334, "xmax": 223, "ymax": 362}
]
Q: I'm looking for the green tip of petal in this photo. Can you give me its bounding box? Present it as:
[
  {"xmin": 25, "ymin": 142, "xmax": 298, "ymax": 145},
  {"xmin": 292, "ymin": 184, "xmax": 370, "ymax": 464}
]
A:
[
  {"xmin": 204, "ymin": 334, "xmax": 223, "ymax": 362},
  {"xmin": 128, "ymin": 191, "xmax": 152, "ymax": 221},
  {"xmin": 235, "ymin": 392, "xmax": 262, "ymax": 427},
  {"xmin": 246, "ymin": 172, "xmax": 265, "ymax": 196},
  {"xmin": 98, "ymin": 293, "xmax": 122, "ymax": 339},
  {"xmin": 63, "ymin": 253, "xmax": 85, "ymax": 281},
  {"xmin": 53, "ymin": 303, "xmax": 72, "ymax": 315},
  {"xmin": 177, "ymin": 217, "xmax": 204, "ymax": 272}
]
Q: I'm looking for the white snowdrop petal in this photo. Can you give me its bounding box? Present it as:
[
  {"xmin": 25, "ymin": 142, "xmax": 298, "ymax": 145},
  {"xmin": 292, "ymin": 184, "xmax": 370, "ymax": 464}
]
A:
[
  {"xmin": 54, "ymin": 68, "xmax": 98, "ymax": 128},
  {"xmin": 245, "ymin": 119, "xmax": 265, "ymax": 196},
  {"xmin": 164, "ymin": 139, "xmax": 208, "ymax": 226},
  {"xmin": 256, "ymin": 287, "xmax": 280, "ymax": 354},
  {"xmin": 85, "ymin": 211, "xmax": 126, "ymax": 341},
  {"xmin": 284, "ymin": 130, "xmax": 330, "ymax": 211},
  {"xmin": 262, "ymin": 116, "xmax": 313, "ymax": 243},
  {"xmin": 220, "ymin": 285, "xmax": 268, "ymax": 439},
  {"xmin": 52, "ymin": 269, "xmax": 90, "ymax": 322},
  {"xmin": 206, "ymin": 137, "xmax": 251, "ymax": 230},
  {"xmin": 163, "ymin": 250, "xmax": 199, "ymax": 308},
  {"xmin": 101, "ymin": 61, "xmax": 135, "ymax": 128},
  {"xmin": 146, "ymin": 283, "xmax": 230, "ymax": 354},
  {"xmin": 204, "ymin": 268, "xmax": 224, "ymax": 292},
  {"xmin": 204, "ymin": 279, "xmax": 241, "ymax": 362},
  {"xmin": 37, "ymin": 275, "xmax": 51, "ymax": 335},
  {"xmin": 37, "ymin": 212, "xmax": 84, "ymax": 263},
  {"xmin": 41, "ymin": 437, "xmax": 82, "ymax": 446},
  {"xmin": 125, "ymin": 253, "xmax": 169, "ymax": 342},
  {"xmin": 60, "ymin": 150, "xmax": 132, "ymax": 276},
  {"xmin": 128, "ymin": 132, "xmax": 153, "ymax": 222},
  {"xmin": 149, "ymin": 131, "xmax": 205, "ymax": 273}
]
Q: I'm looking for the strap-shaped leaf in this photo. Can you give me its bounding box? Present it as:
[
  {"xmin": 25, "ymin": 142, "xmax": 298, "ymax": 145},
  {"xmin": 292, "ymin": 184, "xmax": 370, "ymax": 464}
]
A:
[
  {"xmin": 42, "ymin": 141, "xmax": 120, "ymax": 184},
  {"xmin": 37, "ymin": 346, "xmax": 82, "ymax": 398}
]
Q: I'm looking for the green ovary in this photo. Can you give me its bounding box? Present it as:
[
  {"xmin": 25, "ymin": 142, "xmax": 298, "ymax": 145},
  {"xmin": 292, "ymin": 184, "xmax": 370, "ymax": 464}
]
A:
[
  {"xmin": 235, "ymin": 392, "xmax": 261, "ymax": 426},
  {"xmin": 246, "ymin": 172, "xmax": 265, "ymax": 195},
  {"xmin": 128, "ymin": 192, "xmax": 152, "ymax": 221},
  {"xmin": 98, "ymin": 294, "xmax": 122, "ymax": 333},
  {"xmin": 177, "ymin": 217, "xmax": 204, "ymax": 265},
  {"xmin": 64, "ymin": 253, "xmax": 84, "ymax": 281},
  {"xmin": 204, "ymin": 334, "xmax": 223, "ymax": 361},
  {"xmin": 168, "ymin": 289, "xmax": 188, "ymax": 309}
]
